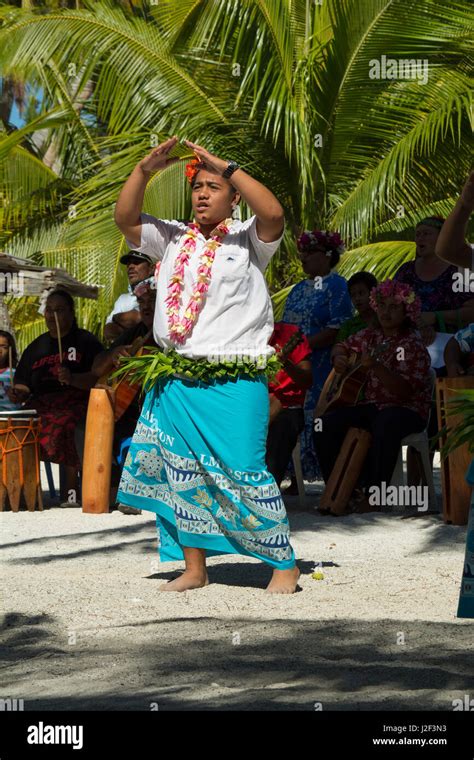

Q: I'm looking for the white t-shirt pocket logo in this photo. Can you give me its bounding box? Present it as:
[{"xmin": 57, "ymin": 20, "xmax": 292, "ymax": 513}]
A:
[{"xmin": 212, "ymin": 249, "xmax": 248, "ymax": 280}]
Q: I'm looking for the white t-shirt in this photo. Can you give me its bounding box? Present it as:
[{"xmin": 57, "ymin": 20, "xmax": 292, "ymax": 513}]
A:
[
  {"xmin": 125, "ymin": 214, "xmax": 283, "ymax": 359},
  {"xmin": 106, "ymin": 288, "xmax": 138, "ymax": 324}
]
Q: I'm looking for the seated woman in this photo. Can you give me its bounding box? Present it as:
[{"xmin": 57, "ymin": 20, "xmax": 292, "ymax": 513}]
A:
[
  {"xmin": 282, "ymin": 229, "xmax": 353, "ymax": 487},
  {"xmin": 394, "ymin": 216, "xmax": 474, "ymax": 343},
  {"xmin": 8, "ymin": 290, "xmax": 103, "ymax": 502},
  {"xmin": 0, "ymin": 331, "xmax": 21, "ymax": 411},
  {"xmin": 394, "ymin": 216, "xmax": 474, "ymax": 485},
  {"xmin": 313, "ymin": 280, "xmax": 432, "ymax": 512}
]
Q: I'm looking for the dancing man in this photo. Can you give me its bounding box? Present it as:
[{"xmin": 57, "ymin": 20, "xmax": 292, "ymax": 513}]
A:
[{"xmin": 114, "ymin": 136, "xmax": 299, "ymax": 594}]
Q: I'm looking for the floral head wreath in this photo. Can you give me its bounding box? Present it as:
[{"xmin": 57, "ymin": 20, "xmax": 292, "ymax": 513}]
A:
[
  {"xmin": 297, "ymin": 229, "xmax": 345, "ymax": 256},
  {"xmin": 185, "ymin": 157, "xmax": 206, "ymax": 185},
  {"xmin": 133, "ymin": 276, "xmax": 157, "ymax": 297},
  {"xmin": 369, "ymin": 278, "xmax": 421, "ymax": 322}
]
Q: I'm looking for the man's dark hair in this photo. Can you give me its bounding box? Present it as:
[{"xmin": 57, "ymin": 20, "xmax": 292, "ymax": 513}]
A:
[
  {"xmin": 47, "ymin": 289, "xmax": 75, "ymax": 310},
  {"xmin": 347, "ymin": 271, "xmax": 378, "ymax": 292},
  {"xmin": 46, "ymin": 289, "xmax": 78, "ymax": 328}
]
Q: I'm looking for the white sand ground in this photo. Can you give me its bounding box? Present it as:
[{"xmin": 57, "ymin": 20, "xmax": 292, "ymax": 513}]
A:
[{"xmin": 1, "ymin": 457, "xmax": 473, "ymax": 711}]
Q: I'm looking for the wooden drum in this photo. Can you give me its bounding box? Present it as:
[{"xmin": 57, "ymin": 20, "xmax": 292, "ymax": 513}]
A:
[
  {"xmin": 0, "ymin": 411, "xmax": 43, "ymax": 512},
  {"xmin": 319, "ymin": 427, "xmax": 372, "ymax": 515}
]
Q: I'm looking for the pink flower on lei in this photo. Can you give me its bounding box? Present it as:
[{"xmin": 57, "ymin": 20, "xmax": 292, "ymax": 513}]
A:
[{"xmin": 166, "ymin": 219, "xmax": 231, "ymax": 344}]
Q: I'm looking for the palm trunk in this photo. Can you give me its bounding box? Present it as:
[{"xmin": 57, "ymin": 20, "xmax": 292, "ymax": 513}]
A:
[{"xmin": 42, "ymin": 77, "xmax": 94, "ymax": 173}]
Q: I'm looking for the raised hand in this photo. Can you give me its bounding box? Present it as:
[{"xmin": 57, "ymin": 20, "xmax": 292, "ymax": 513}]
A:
[
  {"xmin": 139, "ymin": 136, "xmax": 180, "ymax": 176},
  {"xmin": 460, "ymin": 170, "xmax": 474, "ymax": 212},
  {"xmin": 183, "ymin": 140, "xmax": 228, "ymax": 175}
]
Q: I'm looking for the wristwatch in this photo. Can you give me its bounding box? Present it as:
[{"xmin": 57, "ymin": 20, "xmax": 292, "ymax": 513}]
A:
[{"xmin": 222, "ymin": 160, "xmax": 240, "ymax": 179}]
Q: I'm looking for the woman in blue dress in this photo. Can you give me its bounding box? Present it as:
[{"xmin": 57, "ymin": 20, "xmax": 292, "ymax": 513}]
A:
[{"xmin": 282, "ymin": 230, "xmax": 353, "ymax": 484}]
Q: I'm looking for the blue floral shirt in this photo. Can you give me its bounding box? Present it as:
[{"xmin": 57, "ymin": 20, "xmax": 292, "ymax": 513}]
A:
[{"xmin": 282, "ymin": 272, "xmax": 353, "ymax": 392}]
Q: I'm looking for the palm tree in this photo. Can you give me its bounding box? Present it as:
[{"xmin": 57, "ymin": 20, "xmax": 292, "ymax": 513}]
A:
[{"xmin": 0, "ymin": 0, "xmax": 471, "ymax": 344}]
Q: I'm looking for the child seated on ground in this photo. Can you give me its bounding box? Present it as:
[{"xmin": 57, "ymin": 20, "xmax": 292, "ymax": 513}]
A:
[
  {"xmin": 336, "ymin": 271, "xmax": 379, "ymax": 341},
  {"xmin": 0, "ymin": 331, "xmax": 21, "ymax": 411},
  {"xmin": 444, "ymin": 324, "xmax": 474, "ymax": 377}
]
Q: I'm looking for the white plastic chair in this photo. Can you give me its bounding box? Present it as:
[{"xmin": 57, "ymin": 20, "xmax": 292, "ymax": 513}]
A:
[
  {"xmin": 390, "ymin": 430, "xmax": 438, "ymax": 510},
  {"xmin": 390, "ymin": 369, "xmax": 438, "ymax": 511}
]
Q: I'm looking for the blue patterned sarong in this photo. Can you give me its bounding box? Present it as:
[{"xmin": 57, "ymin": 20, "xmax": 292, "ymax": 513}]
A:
[{"xmin": 117, "ymin": 375, "xmax": 296, "ymax": 570}]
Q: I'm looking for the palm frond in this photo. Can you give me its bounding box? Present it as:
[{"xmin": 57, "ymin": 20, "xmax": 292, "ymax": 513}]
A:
[{"xmin": 438, "ymin": 390, "xmax": 474, "ymax": 457}]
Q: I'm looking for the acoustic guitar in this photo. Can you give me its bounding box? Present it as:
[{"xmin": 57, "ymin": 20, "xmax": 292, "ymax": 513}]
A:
[
  {"xmin": 315, "ymin": 341, "xmax": 390, "ymax": 418},
  {"xmin": 273, "ymin": 328, "xmax": 305, "ymax": 364}
]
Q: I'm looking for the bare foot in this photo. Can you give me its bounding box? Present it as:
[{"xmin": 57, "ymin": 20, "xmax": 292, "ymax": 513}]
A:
[
  {"xmin": 265, "ymin": 566, "xmax": 300, "ymax": 594},
  {"xmin": 159, "ymin": 570, "xmax": 209, "ymax": 592}
]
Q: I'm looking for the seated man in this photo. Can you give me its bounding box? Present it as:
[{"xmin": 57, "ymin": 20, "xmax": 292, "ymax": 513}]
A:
[
  {"xmin": 94, "ymin": 276, "xmax": 157, "ymax": 456},
  {"xmin": 77, "ymin": 278, "xmax": 157, "ymax": 512},
  {"xmin": 444, "ymin": 324, "xmax": 474, "ymax": 377},
  {"xmin": 336, "ymin": 271, "xmax": 378, "ymax": 341},
  {"xmin": 103, "ymin": 250, "xmax": 155, "ymax": 342},
  {"xmin": 8, "ymin": 290, "xmax": 103, "ymax": 505},
  {"xmin": 266, "ymin": 322, "xmax": 312, "ymax": 488}
]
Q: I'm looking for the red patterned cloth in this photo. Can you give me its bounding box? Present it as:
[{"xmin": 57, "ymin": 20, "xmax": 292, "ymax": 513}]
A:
[
  {"xmin": 33, "ymin": 390, "xmax": 89, "ymax": 467},
  {"xmin": 340, "ymin": 327, "xmax": 432, "ymax": 421}
]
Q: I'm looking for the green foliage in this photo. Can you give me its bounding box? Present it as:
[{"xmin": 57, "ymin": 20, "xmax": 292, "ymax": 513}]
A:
[
  {"xmin": 112, "ymin": 347, "xmax": 282, "ymax": 389},
  {"xmin": 439, "ymin": 389, "xmax": 474, "ymax": 457},
  {"xmin": 0, "ymin": 0, "xmax": 472, "ymax": 342}
]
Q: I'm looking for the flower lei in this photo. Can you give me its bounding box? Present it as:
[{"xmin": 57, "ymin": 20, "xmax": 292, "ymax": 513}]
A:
[
  {"xmin": 164, "ymin": 219, "xmax": 232, "ymax": 344},
  {"xmin": 369, "ymin": 278, "xmax": 421, "ymax": 322},
  {"xmin": 297, "ymin": 229, "xmax": 345, "ymax": 255}
]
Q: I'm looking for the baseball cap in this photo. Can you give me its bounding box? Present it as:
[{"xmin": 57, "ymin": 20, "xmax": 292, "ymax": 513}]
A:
[{"xmin": 120, "ymin": 250, "xmax": 153, "ymax": 265}]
